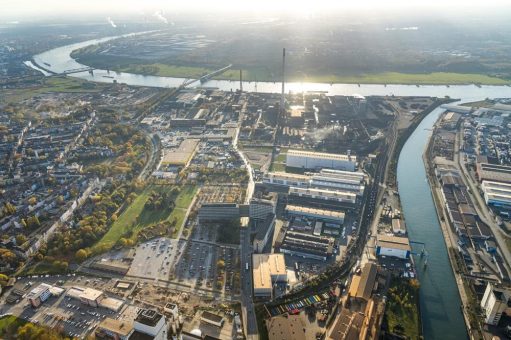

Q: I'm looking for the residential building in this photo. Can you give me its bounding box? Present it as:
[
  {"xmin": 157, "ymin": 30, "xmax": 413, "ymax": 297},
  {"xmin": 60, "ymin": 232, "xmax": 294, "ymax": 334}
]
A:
[
  {"xmin": 133, "ymin": 309, "xmax": 167, "ymax": 340},
  {"xmin": 481, "ymin": 283, "xmax": 511, "ymax": 326}
]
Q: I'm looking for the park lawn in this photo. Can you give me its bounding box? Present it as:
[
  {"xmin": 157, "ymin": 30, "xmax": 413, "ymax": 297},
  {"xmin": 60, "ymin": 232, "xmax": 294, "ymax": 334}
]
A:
[
  {"xmin": 0, "ymin": 315, "xmax": 27, "ymax": 337},
  {"xmin": 170, "ymin": 185, "xmax": 198, "ymax": 238},
  {"xmin": 94, "ymin": 185, "xmax": 183, "ymax": 251},
  {"xmin": 385, "ymin": 278, "xmax": 421, "ymax": 339}
]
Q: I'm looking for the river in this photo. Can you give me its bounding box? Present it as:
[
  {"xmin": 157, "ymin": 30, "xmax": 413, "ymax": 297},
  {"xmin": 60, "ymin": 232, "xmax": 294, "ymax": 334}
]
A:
[{"xmin": 27, "ymin": 34, "xmax": 511, "ymax": 339}]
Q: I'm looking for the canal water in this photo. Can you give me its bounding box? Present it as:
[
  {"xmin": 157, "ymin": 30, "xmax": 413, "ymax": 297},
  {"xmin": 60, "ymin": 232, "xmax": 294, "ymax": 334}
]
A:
[
  {"xmin": 397, "ymin": 106, "xmax": 468, "ymax": 340},
  {"xmin": 29, "ymin": 33, "xmax": 511, "ymax": 339}
]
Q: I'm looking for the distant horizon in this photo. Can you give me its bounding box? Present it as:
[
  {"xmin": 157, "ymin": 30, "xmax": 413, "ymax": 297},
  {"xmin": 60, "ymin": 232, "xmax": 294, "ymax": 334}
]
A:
[{"xmin": 2, "ymin": 0, "xmax": 511, "ymax": 21}]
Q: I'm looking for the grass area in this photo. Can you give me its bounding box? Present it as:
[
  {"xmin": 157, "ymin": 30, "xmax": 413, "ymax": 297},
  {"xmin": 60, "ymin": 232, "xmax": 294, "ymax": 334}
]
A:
[
  {"xmin": 108, "ymin": 62, "xmax": 510, "ymax": 85},
  {"xmin": 1, "ymin": 76, "xmax": 105, "ymax": 103},
  {"xmin": 385, "ymin": 278, "xmax": 421, "ymax": 339},
  {"xmin": 93, "ymin": 184, "xmax": 197, "ymax": 251},
  {"xmin": 23, "ymin": 261, "xmax": 67, "ymax": 276},
  {"xmin": 0, "ymin": 315, "xmax": 27, "ymax": 338},
  {"xmin": 270, "ymin": 162, "xmax": 285, "ymax": 172}
]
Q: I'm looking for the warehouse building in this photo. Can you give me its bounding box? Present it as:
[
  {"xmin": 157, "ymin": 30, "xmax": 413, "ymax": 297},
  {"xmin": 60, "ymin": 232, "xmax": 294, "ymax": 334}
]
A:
[
  {"xmin": 252, "ymin": 253, "xmax": 287, "ymax": 297},
  {"xmin": 376, "ymin": 235, "xmax": 411, "ymax": 259},
  {"xmin": 477, "ymin": 163, "xmax": 511, "ymax": 183},
  {"xmin": 286, "ymin": 149, "xmax": 357, "ymax": 171},
  {"xmin": 161, "ymin": 138, "xmax": 199, "ymax": 167},
  {"xmin": 482, "ymin": 180, "xmax": 511, "ymax": 208},
  {"xmin": 285, "ymin": 204, "xmax": 345, "ymax": 224},
  {"xmin": 198, "ymin": 203, "xmax": 240, "ymax": 222}
]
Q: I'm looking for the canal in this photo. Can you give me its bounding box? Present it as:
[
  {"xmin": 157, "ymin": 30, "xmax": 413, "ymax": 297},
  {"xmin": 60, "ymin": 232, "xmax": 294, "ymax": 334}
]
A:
[{"xmin": 397, "ymin": 105, "xmax": 468, "ymax": 340}]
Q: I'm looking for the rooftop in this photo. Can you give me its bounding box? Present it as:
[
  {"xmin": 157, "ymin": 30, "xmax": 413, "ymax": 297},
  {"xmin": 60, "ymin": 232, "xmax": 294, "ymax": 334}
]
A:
[
  {"xmin": 287, "ymin": 149, "xmax": 355, "ymax": 162},
  {"xmin": 377, "ymin": 234, "xmax": 411, "ymax": 251},
  {"xmin": 97, "ymin": 318, "xmax": 133, "ymax": 337},
  {"xmin": 134, "ymin": 309, "xmax": 163, "ymax": 327}
]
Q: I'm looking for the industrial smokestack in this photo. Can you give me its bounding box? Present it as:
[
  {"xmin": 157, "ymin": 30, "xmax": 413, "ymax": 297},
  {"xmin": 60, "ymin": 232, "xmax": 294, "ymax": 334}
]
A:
[
  {"xmin": 281, "ymin": 48, "xmax": 286, "ymax": 111},
  {"xmin": 239, "ymin": 69, "xmax": 243, "ymax": 93}
]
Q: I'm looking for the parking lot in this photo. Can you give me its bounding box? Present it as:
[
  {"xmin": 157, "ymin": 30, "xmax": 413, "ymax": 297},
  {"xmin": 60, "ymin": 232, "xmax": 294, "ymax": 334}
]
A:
[{"xmin": 127, "ymin": 237, "xmax": 184, "ymax": 281}]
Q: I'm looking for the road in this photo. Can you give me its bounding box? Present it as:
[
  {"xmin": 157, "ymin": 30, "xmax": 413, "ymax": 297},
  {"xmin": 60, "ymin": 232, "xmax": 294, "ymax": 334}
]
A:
[
  {"xmin": 138, "ymin": 133, "xmax": 160, "ymax": 180},
  {"xmin": 233, "ymin": 99, "xmax": 258, "ymax": 339}
]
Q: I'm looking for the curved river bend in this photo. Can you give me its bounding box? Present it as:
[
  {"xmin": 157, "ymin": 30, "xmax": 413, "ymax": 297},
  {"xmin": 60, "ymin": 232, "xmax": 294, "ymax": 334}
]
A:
[{"xmin": 29, "ymin": 34, "xmax": 511, "ymax": 339}]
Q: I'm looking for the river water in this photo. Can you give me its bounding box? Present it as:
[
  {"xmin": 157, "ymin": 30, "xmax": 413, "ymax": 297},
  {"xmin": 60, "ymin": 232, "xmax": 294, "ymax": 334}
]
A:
[{"xmin": 28, "ymin": 34, "xmax": 511, "ymax": 339}]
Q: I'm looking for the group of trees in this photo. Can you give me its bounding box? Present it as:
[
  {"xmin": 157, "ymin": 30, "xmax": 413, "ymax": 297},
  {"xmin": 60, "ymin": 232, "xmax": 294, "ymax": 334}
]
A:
[
  {"xmin": 1, "ymin": 202, "xmax": 16, "ymax": 218},
  {"xmin": 15, "ymin": 322, "xmax": 70, "ymax": 340},
  {"xmin": 83, "ymin": 123, "xmax": 149, "ymax": 179},
  {"xmin": 144, "ymin": 190, "xmax": 175, "ymax": 211}
]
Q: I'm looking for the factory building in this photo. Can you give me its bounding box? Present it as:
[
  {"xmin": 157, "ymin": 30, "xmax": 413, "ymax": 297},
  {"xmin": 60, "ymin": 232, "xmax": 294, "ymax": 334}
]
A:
[
  {"xmin": 285, "ymin": 204, "xmax": 345, "ymax": 224},
  {"xmin": 198, "ymin": 203, "xmax": 240, "ymax": 222},
  {"xmin": 286, "ymin": 149, "xmax": 356, "ymax": 171},
  {"xmin": 310, "ymin": 169, "xmax": 366, "ymax": 195},
  {"xmin": 481, "ymin": 283, "xmax": 511, "ymax": 325},
  {"xmin": 252, "ymin": 253, "xmax": 287, "ymax": 297},
  {"xmin": 477, "ymin": 163, "xmax": 511, "ymax": 184},
  {"xmin": 262, "ymin": 172, "xmax": 310, "ymax": 188},
  {"xmin": 376, "ymin": 235, "xmax": 411, "ymax": 259},
  {"xmin": 27, "ymin": 283, "xmax": 52, "ymax": 308},
  {"xmin": 275, "ymin": 229, "xmax": 334, "ymax": 261},
  {"xmin": 133, "ymin": 309, "xmax": 168, "ymax": 340},
  {"xmin": 288, "ymin": 186, "xmax": 357, "ymax": 206},
  {"xmin": 481, "ymin": 180, "xmax": 511, "ymax": 208}
]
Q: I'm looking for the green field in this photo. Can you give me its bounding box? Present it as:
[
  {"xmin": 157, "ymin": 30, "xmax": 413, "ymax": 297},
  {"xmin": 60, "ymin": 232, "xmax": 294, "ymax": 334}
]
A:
[
  {"xmin": 93, "ymin": 185, "xmax": 198, "ymax": 250},
  {"xmin": 1, "ymin": 76, "xmax": 105, "ymax": 103},
  {"xmin": 170, "ymin": 185, "xmax": 198, "ymax": 238},
  {"xmin": 109, "ymin": 62, "xmax": 511, "ymax": 85}
]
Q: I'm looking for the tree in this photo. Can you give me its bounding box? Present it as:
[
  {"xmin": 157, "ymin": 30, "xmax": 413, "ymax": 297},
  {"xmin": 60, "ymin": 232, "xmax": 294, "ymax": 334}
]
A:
[
  {"xmin": 118, "ymin": 238, "xmax": 128, "ymax": 247},
  {"xmin": 28, "ymin": 196, "xmax": 37, "ymax": 206},
  {"xmin": 217, "ymin": 259, "xmax": 225, "ymax": 270},
  {"xmin": 75, "ymin": 249, "xmax": 88, "ymax": 262},
  {"xmin": 0, "ymin": 273, "xmax": 9, "ymax": 286},
  {"xmin": 15, "ymin": 234, "xmax": 27, "ymax": 246}
]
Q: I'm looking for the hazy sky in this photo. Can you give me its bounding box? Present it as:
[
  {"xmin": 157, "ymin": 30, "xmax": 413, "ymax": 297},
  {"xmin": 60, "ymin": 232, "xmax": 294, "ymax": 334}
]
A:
[{"xmin": 2, "ymin": 0, "xmax": 511, "ymax": 20}]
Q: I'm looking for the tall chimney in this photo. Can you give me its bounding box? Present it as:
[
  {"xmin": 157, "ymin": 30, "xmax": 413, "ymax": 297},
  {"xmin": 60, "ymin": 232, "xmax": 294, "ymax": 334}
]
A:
[
  {"xmin": 280, "ymin": 48, "xmax": 286, "ymax": 111},
  {"xmin": 239, "ymin": 69, "xmax": 243, "ymax": 93}
]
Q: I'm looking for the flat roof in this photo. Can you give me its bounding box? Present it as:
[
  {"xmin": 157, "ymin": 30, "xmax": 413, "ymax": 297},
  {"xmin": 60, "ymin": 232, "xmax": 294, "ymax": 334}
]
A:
[
  {"xmin": 267, "ymin": 172, "xmax": 310, "ymax": 181},
  {"xmin": 98, "ymin": 318, "xmax": 133, "ymax": 336},
  {"xmin": 267, "ymin": 315, "xmax": 306, "ymax": 340},
  {"xmin": 377, "ymin": 234, "xmax": 411, "ymax": 251},
  {"xmin": 135, "ymin": 309, "xmax": 163, "ymax": 327},
  {"xmin": 252, "ymin": 253, "xmax": 286, "ymax": 290},
  {"xmin": 286, "ymin": 204, "xmax": 345, "ymax": 220},
  {"xmin": 357, "ymin": 263, "xmax": 377, "ymax": 300},
  {"xmin": 201, "ymin": 311, "xmax": 224, "ymax": 323},
  {"xmin": 287, "ymin": 149, "xmax": 355, "ymax": 162},
  {"xmin": 289, "ymin": 186, "xmax": 357, "ymax": 198},
  {"xmin": 161, "ymin": 138, "xmax": 199, "ymax": 165},
  {"xmin": 80, "ymin": 287, "xmax": 104, "ymax": 301}
]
